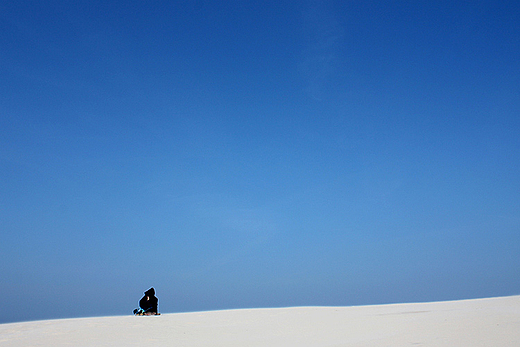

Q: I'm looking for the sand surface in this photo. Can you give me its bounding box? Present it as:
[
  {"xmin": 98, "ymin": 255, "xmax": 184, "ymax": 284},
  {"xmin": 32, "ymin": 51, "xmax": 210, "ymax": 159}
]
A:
[{"xmin": 1, "ymin": 295, "xmax": 519, "ymax": 346}]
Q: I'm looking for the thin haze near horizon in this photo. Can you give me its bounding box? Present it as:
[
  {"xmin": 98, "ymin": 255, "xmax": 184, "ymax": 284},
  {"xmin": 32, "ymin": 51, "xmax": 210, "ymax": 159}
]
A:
[{"xmin": 1, "ymin": 1, "xmax": 519, "ymax": 324}]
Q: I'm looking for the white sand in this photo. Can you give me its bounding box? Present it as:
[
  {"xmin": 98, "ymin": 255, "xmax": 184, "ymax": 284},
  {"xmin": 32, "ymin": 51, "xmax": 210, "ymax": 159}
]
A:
[{"xmin": 1, "ymin": 295, "xmax": 519, "ymax": 346}]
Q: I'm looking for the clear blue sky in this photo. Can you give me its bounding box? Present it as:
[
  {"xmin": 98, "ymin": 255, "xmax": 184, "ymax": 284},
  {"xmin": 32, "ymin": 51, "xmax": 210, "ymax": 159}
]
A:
[{"xmin": 1, "ymin": 0, "xmax": 519, "ymax": 324}]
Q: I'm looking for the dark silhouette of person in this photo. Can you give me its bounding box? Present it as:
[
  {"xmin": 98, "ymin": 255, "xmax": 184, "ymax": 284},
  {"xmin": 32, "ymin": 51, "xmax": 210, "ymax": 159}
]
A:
[{"xmin": 135, "ymin": 287, "xmax": 159, "ymax": 315}]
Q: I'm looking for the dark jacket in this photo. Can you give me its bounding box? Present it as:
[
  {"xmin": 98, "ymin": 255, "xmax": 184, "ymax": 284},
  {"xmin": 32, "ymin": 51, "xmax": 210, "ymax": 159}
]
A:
[{"xmin": 139, "ymin": 287, "xmax": 158, "ymax": 313}]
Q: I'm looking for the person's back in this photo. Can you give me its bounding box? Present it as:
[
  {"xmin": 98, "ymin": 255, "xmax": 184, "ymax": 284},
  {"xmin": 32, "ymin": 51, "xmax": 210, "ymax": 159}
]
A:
[{"xmin": 134, "ymin": 287, "xmax": 159, "ymax": 315}]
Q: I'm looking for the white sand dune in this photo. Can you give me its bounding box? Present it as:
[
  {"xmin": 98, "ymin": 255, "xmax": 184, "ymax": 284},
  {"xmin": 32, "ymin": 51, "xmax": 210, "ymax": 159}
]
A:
[{"xmin": 1, "ymin": 295, "xmax": 519, "ymax": 346}]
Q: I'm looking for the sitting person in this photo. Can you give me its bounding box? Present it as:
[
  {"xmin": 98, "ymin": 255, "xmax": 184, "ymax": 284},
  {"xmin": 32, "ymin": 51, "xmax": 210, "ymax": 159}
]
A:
[{"xmin": 133, "ymin": 287, "xmax": 159, "ymax": 315}]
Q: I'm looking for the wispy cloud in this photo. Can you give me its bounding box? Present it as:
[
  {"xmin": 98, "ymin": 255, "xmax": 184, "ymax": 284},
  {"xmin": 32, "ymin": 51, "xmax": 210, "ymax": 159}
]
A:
[{"xmin": 299, "ymin": 0, "xmax": 344, "ymax": 100}]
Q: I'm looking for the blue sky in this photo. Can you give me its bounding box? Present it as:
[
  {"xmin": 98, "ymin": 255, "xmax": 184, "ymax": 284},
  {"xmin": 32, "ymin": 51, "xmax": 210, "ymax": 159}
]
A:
[{"xmin": 1, "ymin": 0, "xmax": 519, "ymax": 323}]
